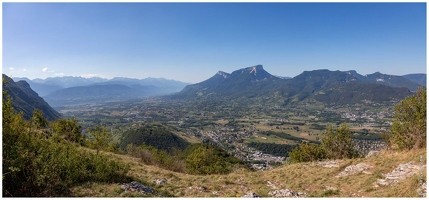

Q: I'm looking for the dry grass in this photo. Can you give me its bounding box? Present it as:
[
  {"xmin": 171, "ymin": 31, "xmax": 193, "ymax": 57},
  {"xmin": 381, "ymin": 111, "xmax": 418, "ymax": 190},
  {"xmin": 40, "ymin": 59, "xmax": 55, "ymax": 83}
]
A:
[{"xmin": 69, "ymin": 147, "xmax": 427, "ymax": 197}]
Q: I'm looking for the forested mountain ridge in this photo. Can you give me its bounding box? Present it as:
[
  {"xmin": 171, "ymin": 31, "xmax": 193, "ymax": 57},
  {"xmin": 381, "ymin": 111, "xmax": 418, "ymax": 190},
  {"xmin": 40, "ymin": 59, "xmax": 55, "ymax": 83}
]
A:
[
  {"xmin": 119, "ymin": 124, "xmax": 191, "ymax": 153},
  {"xmin": 346, "ymin": 70, "xmax": 422, "ymax": 91},
  {"xmin": 2, "ymin": 74, "xmax": 61, "ymax": 120},
  {"xmin": 172, "ymin": 65, "xmax": 414, "ymax": 105},
  {"xmin": 402, "ymin": 73, "xmax": 426, "ymax": 86}
]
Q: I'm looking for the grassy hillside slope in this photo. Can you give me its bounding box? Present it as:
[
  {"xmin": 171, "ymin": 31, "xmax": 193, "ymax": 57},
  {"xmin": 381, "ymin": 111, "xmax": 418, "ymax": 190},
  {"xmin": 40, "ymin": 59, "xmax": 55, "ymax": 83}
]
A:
[{"xmin": 70, "ymin": 147, "xmax": 426, "ymax": 197}]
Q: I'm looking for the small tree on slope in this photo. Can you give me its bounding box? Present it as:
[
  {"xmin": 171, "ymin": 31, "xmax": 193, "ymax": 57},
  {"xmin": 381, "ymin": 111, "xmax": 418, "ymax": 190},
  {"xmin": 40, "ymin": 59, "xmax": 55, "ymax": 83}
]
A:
[{"xmin": 389, "ymin": 86, "xmax": 426, "ymax": 150}]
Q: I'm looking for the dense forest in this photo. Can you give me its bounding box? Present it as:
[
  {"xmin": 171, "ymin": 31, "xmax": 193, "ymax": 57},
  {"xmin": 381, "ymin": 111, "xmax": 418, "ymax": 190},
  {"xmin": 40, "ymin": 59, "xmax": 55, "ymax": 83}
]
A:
[{"xmin": 119, "ymin": 124, "xmax": 190, "ymax": 153}]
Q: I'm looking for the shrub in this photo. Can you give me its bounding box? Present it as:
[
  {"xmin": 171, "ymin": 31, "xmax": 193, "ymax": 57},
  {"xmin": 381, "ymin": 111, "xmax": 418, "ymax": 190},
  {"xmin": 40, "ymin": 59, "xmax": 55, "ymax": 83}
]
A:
[
  {"xmin": 388, "ymin": 87, "xmax": 426, "ymax": 150},
  {"xmin": 288, "ymin": 142, "xmax": 326, "ymax": 163},
  {"xmin": 88, "ymin": 125, "xmax": 112, "ymax": 156},
  {"xmin": 184, "ymin": 144, "xmax": 243, "ymax": 175},
  {"xmin": 288, "ymin": 123, "xmax": 359, "ymax": 163},
  {"xmin": 51, "ymin": 117, "xmax": 84, "ymax": 144},
  {"xmin": 31, "ymin": 109, "xmax": 48, "ymax": 129},
  {"xmin": 321, "ymin": 123, "xmax": 359, "ymax": 159}
]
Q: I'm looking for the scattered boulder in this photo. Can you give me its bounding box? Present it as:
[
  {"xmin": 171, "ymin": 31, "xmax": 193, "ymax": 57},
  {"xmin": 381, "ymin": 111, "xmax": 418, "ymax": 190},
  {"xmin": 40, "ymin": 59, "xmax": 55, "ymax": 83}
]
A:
[
  {"xmin": 200, "ymin": 186, "xmax": 207, "ymax": 191},
  {"xmin": 365, "ymin": 150, "xmax": 379, "ymax": 158},
  {"xmin": 269, "ymin": 189, "xmax": 307, "ymax": 197},
  {"xmin": 188, "ymin": 185, "xmax": 207, "ymax": 192},
  {"xmin": 267, "ymin": 180, "xmax": 278, "ymax": 189},
  {"xmin": 236, "ymin": 177, "xmax": 245, "ymax": 183},
  {"xmin": 297, "ymin": 192, "xmax": 308, "ymax": 197},
  {"xmin": 152, "ymin": 178, "xmax": 166, "ymax": 185},
  {"xmin": 121, "ymin": 181, "xmax": 154, "ymax": 195},
  {"xmin": 417, "ymin": 182, "xmax": 426, "ymax": 197},
  {"xmin": 269, "ymin": 189, "xmax": 297, "ymax": 197},
  {"xmin": 374, "ymin": 162, "xmax": 426, "ymax": 187},
  {"xmin": 375, "ymin": 179, "xmax": 390, "ymax": 186},
  {"xmin": 241, "ymin": 191, "xmax": 260, "ymax": 198},
  {"xmin": 336, "ymin": 163, "xmax": 373, "ymax": 177}
]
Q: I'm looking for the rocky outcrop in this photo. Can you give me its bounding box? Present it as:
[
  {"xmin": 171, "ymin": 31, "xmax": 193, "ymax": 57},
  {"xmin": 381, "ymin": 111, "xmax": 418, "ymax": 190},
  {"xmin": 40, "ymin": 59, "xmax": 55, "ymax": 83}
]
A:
[
  {"xmin": 365, "ymin": 150, "xmax": 380, "ymax": 158},
  {"xmin": 268, "ymin": 189, "xmax": 307, "ymax": 198},
  {"xmin": 241, "ymin": 191, "xmax": 261, "ymax": 198},
  {"xmin": 188, "ymin": 185, "xmax": 207, "ymax": 192},
  {"xmin": 152, "ymin": 178, "xmax": 166, "ymax": 185},
  {"xmin": 120, "ymin": 181, "xmax": 154, "ymax": 194},
  {"xmin": 267, "ymin": 180, "xmax": 278, "ymax": 189},
  {"xmin": 417, "ymin": 182, "xmax": 426, "ymax": 197},
  {"xmin": 374, "ymin": 162, "xmax": 426, "ymax": 187},
  {"xmin": 336, "ymin": 163, "xmax": 373, "ymax": 177}
]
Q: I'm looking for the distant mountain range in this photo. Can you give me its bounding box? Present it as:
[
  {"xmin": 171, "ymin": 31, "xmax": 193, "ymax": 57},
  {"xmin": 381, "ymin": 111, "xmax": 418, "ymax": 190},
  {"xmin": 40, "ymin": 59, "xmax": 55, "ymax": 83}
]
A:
[
  {"xmin": 43, "ymin": 84, "xmax": 162, "ymax": 107},
  {"xmin": 173, "ymin": 65, "xmax": 423, "ymax": 105},
  {"xmin": 6, "ymin": 66, "xmax": 425, "ymax": 109},
  {"xmin": 346, "ymin": 70, "xmax": 423, "ymax": 91},
  {"xmin": 401, "ymin": 73, "xmax": 426, "ymax": 86},
  {"xmin": 12, "ymin": 76, "xmax": 191, "ymax": 107},
  {"xmin": 13, "ymin": 76, "xmax": 190, "ymax": 96},
  {"xmin": 3, "ymin": 74, "xmax": 61, "ymax": 120}
]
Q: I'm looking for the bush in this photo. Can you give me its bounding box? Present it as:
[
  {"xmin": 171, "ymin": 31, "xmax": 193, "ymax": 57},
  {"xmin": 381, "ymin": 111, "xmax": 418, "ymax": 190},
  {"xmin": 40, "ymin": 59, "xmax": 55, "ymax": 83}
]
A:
[
  {"xmin": 388, "ymin": 87, "xmax": 426, "ymax": 150},
  {"xmin": 51, "ymin": 117, "xmax": 83, "ymax": 144},
  {"xmin": 321, "ymin": 123, "xmax": 359, "ymax": 159},
  {"xmin": 288, "ymin": 123, "xmax": 359, "ymax": 163},
  {"xmin": 185, "ymin": 144, "xmax": 244, "ymax": 175},
  {"xmin": 288, "ymin": 142, "xmax": 326, "ymax": 163},
  {"xmin": 88, "ymin": 125, "xmax": 112, "ymax": 155}
]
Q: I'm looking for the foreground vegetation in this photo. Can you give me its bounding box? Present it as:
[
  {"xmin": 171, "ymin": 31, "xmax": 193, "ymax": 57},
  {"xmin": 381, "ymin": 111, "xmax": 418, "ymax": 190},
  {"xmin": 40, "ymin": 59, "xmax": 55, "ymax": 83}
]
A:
[{"xmin": 2, "ymin": 91, "xmax": 131, "ymax": 196}]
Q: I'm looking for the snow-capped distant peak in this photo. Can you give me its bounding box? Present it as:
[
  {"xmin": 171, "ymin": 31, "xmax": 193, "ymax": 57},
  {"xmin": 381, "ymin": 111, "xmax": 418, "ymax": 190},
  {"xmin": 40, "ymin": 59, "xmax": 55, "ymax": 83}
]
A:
[{"xmin": 376, "ymin": 78, "xmax": 384, "ymax": 82}]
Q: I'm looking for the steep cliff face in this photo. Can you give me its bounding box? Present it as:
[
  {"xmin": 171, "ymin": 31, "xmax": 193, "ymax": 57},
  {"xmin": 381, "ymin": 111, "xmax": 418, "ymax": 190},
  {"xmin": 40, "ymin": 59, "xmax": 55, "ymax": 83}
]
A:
[{"xmin": 3, "ymin": 74, "xmax": 61, "ymax": 120}]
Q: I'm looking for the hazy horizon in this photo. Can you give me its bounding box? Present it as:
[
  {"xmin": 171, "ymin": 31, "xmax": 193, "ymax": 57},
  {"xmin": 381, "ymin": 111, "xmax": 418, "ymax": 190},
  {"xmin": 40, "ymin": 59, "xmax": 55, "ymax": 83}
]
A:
[{"xmin": 6, "ymin": 65, "xmax": 427, "ymax": 85}]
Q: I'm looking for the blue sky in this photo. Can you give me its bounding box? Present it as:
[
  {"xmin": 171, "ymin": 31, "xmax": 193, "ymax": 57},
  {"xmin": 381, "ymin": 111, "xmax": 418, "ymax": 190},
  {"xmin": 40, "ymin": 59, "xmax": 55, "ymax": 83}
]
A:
[{"xmin": 2, "ymin": 2, "xmax": 426, "ymax": 83}]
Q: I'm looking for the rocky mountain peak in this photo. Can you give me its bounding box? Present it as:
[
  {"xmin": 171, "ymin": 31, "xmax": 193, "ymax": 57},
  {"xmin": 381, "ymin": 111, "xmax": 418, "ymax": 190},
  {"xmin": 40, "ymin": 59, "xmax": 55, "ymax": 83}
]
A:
[
  {"xmin": 249, "ymin": 65, "xmax": 263, "ymax": 75},
  {"xmin": 229, "ymin": 65, "xmax": 274, "ymax": 81},
  {"xmin": 237, "ymin": 65, "xmax": 264, "ymax": 75},
  {"xmin": 216, "ymin": 71, "xmax": 231, "ymax": 78}
]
